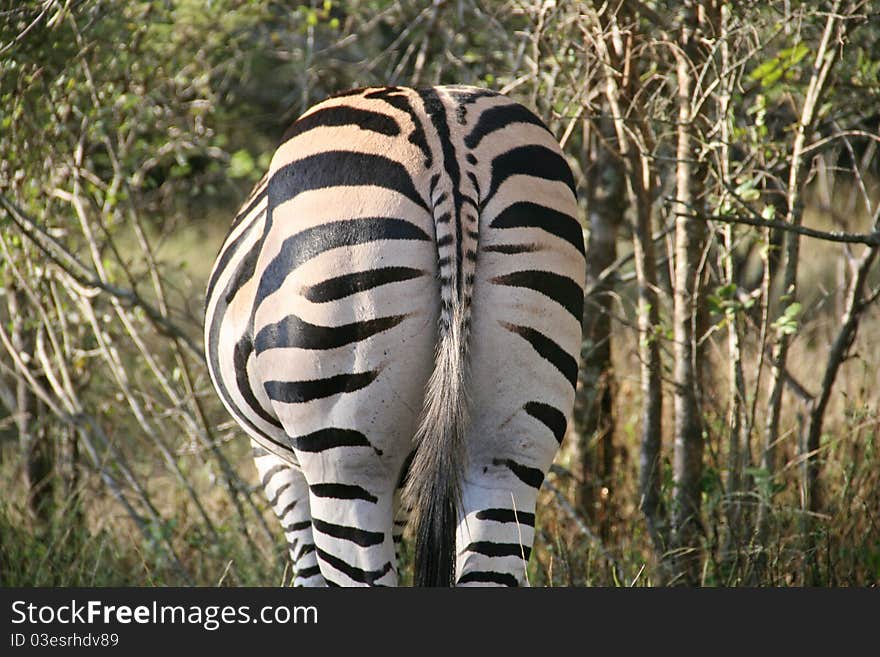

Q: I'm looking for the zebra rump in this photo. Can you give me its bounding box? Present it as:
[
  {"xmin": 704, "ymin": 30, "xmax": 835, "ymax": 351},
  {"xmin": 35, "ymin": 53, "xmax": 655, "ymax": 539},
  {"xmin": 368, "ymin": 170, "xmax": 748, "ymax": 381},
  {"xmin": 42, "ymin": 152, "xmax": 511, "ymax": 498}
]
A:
[{"xmin": 205, "ymin": 85, "xmax": 584, "ymax": 586}]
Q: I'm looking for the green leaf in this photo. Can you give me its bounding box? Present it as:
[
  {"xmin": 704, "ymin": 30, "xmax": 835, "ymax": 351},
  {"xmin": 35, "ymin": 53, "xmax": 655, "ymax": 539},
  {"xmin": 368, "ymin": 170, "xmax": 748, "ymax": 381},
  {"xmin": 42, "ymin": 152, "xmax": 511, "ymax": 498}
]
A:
[
  {"xmin": 734, "ymin": 178, "xmax": 760, "ymax": 202},
  {"xmin": 771, "ymin": 302, "xmax": 802, "ymax": 336},
  {"xmin": 784, "ymin": 302, "xmax": 802, "ymax": 319},
  {"xmin": 717, "ymin": 282, "xmax": 737, "ymax": 299},
  {"xmin": 783, "ymin": 42, "xmax": 810, "ymax": 67},
  {"xmin": 761, "ymin": 67, "xmax": 783, "ymax": 88},
  {"xmin": 229, "ymin": 149, "xmax": 255, "ymax": 179},
  {"xmin": 749, "ymin": 58, "xmax": 779, "ymax": 82}
]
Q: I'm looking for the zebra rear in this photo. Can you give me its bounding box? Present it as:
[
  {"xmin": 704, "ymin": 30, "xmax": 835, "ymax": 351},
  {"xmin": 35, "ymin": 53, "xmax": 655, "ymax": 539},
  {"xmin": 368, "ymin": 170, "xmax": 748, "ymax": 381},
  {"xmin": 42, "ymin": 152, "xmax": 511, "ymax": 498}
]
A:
[{"xmin": 205, "ymin": 85, "xmax": 585, "ymax": 586}]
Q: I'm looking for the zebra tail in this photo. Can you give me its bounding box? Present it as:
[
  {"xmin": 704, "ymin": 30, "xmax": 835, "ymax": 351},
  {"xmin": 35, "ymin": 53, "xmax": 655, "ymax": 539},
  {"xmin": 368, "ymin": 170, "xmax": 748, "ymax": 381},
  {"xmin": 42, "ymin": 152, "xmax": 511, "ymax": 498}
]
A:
[{"xmin": 404, "ymin": 300, "xmax": 471, "ymax": 587}]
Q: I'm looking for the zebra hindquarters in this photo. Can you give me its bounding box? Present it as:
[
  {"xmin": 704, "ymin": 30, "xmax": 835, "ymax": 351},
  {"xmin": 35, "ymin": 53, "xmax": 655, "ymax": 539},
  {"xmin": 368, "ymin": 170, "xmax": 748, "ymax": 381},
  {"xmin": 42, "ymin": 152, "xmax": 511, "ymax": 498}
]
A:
[
  {"xmin": 251, "ymin": 179, "xmax": 438, "ymax": 586},
  {"xmin": 456, "ymin": 135, "xmax": 585, "ymax": 587}
]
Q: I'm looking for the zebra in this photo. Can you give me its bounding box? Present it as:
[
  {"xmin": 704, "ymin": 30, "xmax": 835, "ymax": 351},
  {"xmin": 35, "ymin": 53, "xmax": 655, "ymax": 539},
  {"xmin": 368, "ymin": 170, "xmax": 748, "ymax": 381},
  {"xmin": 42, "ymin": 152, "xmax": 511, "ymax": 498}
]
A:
[{"xmin": 204, "ymin": 85, "xmax": 585, "ymax": 586}]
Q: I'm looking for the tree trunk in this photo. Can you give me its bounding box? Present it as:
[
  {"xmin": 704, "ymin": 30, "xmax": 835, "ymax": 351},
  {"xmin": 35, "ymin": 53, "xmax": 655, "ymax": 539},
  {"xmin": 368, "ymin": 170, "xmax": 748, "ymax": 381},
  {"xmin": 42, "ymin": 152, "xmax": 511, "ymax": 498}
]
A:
[
  {"xmin": 757, "ymin": 3, "xmax": 842, "ymax": 553},
  {"xmin": 583, "ymin": 6, "xmax": 666, "ymax": 563},
  {"xmin": 634, "ymin": 175, "xmax": 666, "ymax": 564},
  {"xmin": 670, "ymin": 1, "xmax": 708, "ymax": 585},
  {"xmin": 713, "ymin": 4, "xmax": 752, "ymax": 575},
  {"xmin": 573, "ymin": 116, "xmax": 624, "ymax": 534},
  {"xmin": 804, "ymin": 234, "xmax": 879, "ymax": 521},
  {"xmin": 9, "ymin": 287, "xmax": 54, "ymax": 522}
]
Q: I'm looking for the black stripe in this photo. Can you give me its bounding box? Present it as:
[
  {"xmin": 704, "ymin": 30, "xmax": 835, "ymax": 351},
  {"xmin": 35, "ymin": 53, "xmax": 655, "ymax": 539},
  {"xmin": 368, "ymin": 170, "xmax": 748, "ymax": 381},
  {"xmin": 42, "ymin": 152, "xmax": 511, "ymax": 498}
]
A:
[
  {"xmin": 295, "ymin": 564, "xmax": 323, "ymax": 580},
  {"xmin": 223, "ymin": 228, "xmax": 264, "ymax": 308},
  {"xmin": 257, "ymin": 217, "xmax": 430, "ymax": 301},
  {"xmin": 316, "ymin": 548, "xmax": 393, "ymax": 585},
  {"xmin": 312, "ymin": 518, "xmax": 385, "ymax": 547},
  {"xmin": 418, "ymin": 88, "xmax": 465, "ymax": 301},
  {"xmin": 285, "ymin": 520, "xmax": 312, "ymax": 533},
  {"xmin": 255, "ymin": 313, "xmax": 406, "ymax": 352},
  {"xmin": 489, "ymin": 201, "xmax": 585, "ymax": 255},
  {"xmin": 465, "ymin": 102, "xmax": 550, "ymax": 149},
  {"xmin": 264, "ymin": 370, "xmax": 379, "ymax": 404},
  {"xmin": 309, "ymin": 483, "xmax": 378, "ymax": 503},
  {"xmin": 493, "ymin": 457, "xmax": 545, "ymax": 489},
  {"xmin": 296, "ymin": 543, "xmax": 317, "ymax": 560},
  {"xmin": 282, "ymin": 519, "xmax": 307, "ymax": 534},
  {"xmin": 267, "ymin": 482, "xmax": 291, "ymax": 507},
  {"xmin": 491, "ymin": 270, "xmax": 583, "ymax": 322},
  {"xmin": 277, "ymin": 499, "xmax": 298, "ymax": 519},
  {"xmin": 260, "ymin": 463, "xmax": 288, "ymax": 490},
  {"xmin": 233, "ymin": 334, "xmax": 283, "ymax": 427},
  {"xmin": 482, "ymin": 243, "xmax": 539, "ymax": 254},
  {"xmin": 448, "ymin": 87, "xmax": 498, "ymax": 123},
  {"xmin": 206, "ymin": 218, "xmax": 288, "ymax": 447},
  {"xmin": 484, "ymin": 145, "xmax": 577, "ymax": 208},
  {"xmin": 502, "ymin": 322, "xmax": 578, "ymax": 390},
  {"xmin": 280, "ymin": 106, "xmax": 400, "ymax": 145},
  {"xmin": 208, "ymin": 209, "xmax": 276, "ymax": 438},
  {"xmin": 292, "ymin": 428, "xmax": 376, "ymax": 453},
  {"xmin": 524, "ymin": 401, "xmax": 567, "ymax": 444},
  {"xmin": 364, "ymin": 87, "xmax": 433, "ymax": 167},
  {"xmin": 224, "ymin": 184, "xmax": 267, "ymax": 247},
  {"xmin": 475, "ymin": 508, "xmax": 536, "ymax": 526},
  {"xmin": 206, "ymin": 214, "xmax": 260, "ymax": 312},
  {"xmin": 268, "ymin": 150, "xmax": 428, "ymax": 224},
  {"xmin": 464, "ymin": 541, "xmax": 532, "ymax": 560},
  {"xmin": 303, "ymin": 267, "xmax": 425, "ymax": 303},
  {"xmin": 466, "ymin": 172, "xmax": 480, "ymax": 199},
  {"xmin": 457, "ymin": 571, "xmax": 519, "ymax": 587}
]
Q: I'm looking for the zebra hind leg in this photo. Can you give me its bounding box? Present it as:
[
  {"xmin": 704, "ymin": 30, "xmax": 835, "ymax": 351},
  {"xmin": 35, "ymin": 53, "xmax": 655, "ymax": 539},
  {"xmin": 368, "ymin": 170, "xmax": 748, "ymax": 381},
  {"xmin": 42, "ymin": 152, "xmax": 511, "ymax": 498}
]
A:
[
  {"xmin": 306, "ymin": 486, "xmax": 400, "ymax": 587},
  {"xmin": 251, "ymin": 441, "xmax": 325, "ymax": 586},
  {"xmin": 454, "ymin": 483, "xmax": 539, "ymax": 587}
]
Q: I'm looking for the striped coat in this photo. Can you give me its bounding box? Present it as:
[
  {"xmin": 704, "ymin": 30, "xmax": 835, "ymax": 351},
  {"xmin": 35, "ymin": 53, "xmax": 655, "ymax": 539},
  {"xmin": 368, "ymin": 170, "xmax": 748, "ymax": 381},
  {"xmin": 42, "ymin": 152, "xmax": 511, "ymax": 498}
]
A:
[{"xmin": 205, "ymin": 85, "xmax": 585, "ymax": 586}]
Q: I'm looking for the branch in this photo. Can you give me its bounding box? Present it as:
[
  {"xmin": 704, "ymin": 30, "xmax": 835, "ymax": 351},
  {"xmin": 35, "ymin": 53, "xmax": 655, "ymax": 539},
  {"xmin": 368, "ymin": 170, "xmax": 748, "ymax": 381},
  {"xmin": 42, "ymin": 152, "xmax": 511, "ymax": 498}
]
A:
[
  {"xmin": 584, "ymin": 221, "xmax": 676, "ymax": 299},
  {"xmin": 0, "ymin": 3, "xmax": 50, "ymax": 56},
  {"xmin": 675, "ymin": 209, "xmax": 880, "ymax": 247},
  {"xmin": 0, "ymin": 193, "xmax": 205, "ymax": 360}
]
